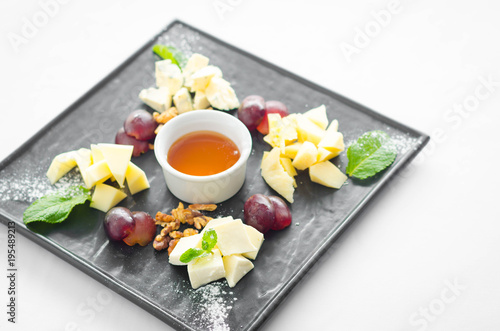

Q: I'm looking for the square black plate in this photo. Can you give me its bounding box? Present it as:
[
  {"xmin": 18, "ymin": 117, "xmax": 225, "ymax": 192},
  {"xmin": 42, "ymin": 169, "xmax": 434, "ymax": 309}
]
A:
[{"xmin": 0, "ymin": 20, "xmax": 429, "ymax": 331}]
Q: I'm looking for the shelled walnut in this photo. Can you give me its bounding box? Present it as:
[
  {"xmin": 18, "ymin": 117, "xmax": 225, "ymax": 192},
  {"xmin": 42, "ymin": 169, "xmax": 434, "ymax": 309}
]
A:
[{"xmin": 153, "ymin": 202, "xmax": 216, "ymax": 253}]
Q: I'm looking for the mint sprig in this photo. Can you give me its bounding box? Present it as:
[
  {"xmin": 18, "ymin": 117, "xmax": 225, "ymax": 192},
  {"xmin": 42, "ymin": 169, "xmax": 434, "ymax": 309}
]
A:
[
  {"xmin": 346, "ymin": 130, "xmax": 397, "ymax": 180},
  {"xmin": 180, "ymin": 229, "xmax": 218, "ymax": 263},
  {"xmin": 152, "ymin": 44, "xmax": 187, "ymax": 69},
  {"xmin": 23, "ymin": 186, "xmax": 91, "ymax": 225}
]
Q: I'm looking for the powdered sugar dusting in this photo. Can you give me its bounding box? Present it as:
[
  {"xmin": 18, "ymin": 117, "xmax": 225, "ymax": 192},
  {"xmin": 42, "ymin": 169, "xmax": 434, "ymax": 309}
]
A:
[
  {"xmin": 0, "ymin": 168, "xmax": 84, "ymax": 203},
  {"xmin": 191, "ymin": 282, "xmax": 235, "ymax": 331}
]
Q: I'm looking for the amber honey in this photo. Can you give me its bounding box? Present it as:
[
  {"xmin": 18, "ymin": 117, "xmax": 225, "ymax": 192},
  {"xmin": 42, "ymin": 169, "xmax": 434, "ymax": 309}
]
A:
[{"xmin": 167, "ymin": 130, "xmax": 240, "ymax": 176}]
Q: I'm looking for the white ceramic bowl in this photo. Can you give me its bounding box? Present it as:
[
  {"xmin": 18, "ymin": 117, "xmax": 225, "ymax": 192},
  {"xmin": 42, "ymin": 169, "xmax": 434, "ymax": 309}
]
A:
[{"xmin": 154, "ymin": 109, "xmax": 252, "ymax": 204}]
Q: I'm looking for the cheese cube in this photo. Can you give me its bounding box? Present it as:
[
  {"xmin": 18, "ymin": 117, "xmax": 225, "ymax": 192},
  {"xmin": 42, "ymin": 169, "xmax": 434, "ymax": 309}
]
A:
[
  {"xmin": 190, "ymin": 66, "xmax": 223, "ymax": 92},
  {"xmin": 201, "ymin": 216, "xmax": 234, "ymax": 234},
  {"xmin": 139, "ymin": 86, "xmax": 171, "ymax": 112},
  {"xmin": 125, "ymin": 162, "xmax": 150, "ymax": 195},
  {"xmin": 90, "ymin": 144, "xmax": 104, "ymax": 163},
  {"xmin": 89, "ymin": 183, "xmax": 127, "ymax": 212},
  {"xmin": 296, "ymin": 115, "xmax": 326, "ymax": 145},
  {"xmin": 309, "ymin": 161, "xmax": 347, "ymax": 189},
  {"xmin": 193, "ymin": 90, "xmax": 210, "ymax": 110},
  {"xmin": 98, "ymin": 144, "xmax": 133, "ymax": 188},
  {"xmin": 210, "ymin": 219, "xmax": 256, "ymax": 256},
  {"xmin": 173, "ymin": 87, "xmax": 193, "ymax": 114},
  {"xmin": 241, "ymin": 225, "xmax": 264, "ymax": 260},
  {"xmin": 280, "ymin": 157, "xmax": 297, "ymax": 177},
  {"xmin": 223, "ymin": 254, "xmax": 254, "ymax": 288},
  {"xmin": 169, "ymin": 234, "xmax": 203, "ymax": 266},
  {"xmin": 187, "ymin": 249, "xmax": 225, "ymax": 289},
  {"xmin": 183, "ymin": 53, "xmax": 210, "ymax": 89},
  {"xmin": 292, "ymin": 141, "xmax": 318, "ymax": 171},
  {"xmin": 303, "ymin": 105, "xmax": 328, "ymax": 130},
  {"xmin": 84, "ymin": 160, "xmax": 112, "ymax": 188},
  {"xmin": 316, "ymin": 147, "xmax": 341, "ymax": 163},
  {"xmin": 74, "ymin": 148, "xmax": 92, "ymax": 188},
  {"xmin": 205, "ymin": 77, "xmax": 239, "ymax": 110},
  {"xmin": 281, "ymin": 142, "xmax": 302, "ymax": 159},
  {"xmin": 46, "ymin": 151, "xmax": 77, "ymax": 184},
  {"xmin": 318, "ymin": 131, "xmax": 345, "ymax": 154},
  {"xmin": 155, "ymin": 60, "xmax": 183, "ymax": 94}
]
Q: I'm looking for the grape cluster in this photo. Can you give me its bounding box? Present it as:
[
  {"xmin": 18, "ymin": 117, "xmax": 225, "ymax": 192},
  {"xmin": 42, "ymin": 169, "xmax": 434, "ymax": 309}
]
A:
[
  {"xmin": 115, "ymin": 110, "xmax": 158, "ymax": 157},
  {"xmin": 104, "ymin": 207, "xmax": 156, "ymax": 246},
  {"xmin": 237, "ymin": 95, "xmax": 288, "ymax": 134},
  {"xmin": 243, "ymin": 194, "xmax": 292, "ymax": 233}
]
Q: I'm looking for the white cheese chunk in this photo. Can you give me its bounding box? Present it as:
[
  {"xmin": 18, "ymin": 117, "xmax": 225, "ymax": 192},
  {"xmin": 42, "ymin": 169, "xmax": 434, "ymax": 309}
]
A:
[
  {"xmin": 193, "ymin": 90, "xmax": 210, "ymax": 110},
  {"xmin": 190, "ymin": 66, "xmax": 223, "ymax": 92},
  {"xmin": 155, "ymin": 60, "xmax": 183, "ymax": 94},
  {"xmin": 201, "ymin": 216, "xmax": 234, "ymax": 234},
  {"xmin": 89, "ymin": 183, "xmax": 127, "ymax": 212},
  {"xmin": 124, "ymin": 162, "xmax": 150, "ymax": 195},
  {"xmin": 169, "ymin": 234, "xmax": 203, "ymax": 266},
  {"xmin": 46, "ymin": 151, "xmax": 77, "ymax": 184},
  {"xmin": 187, "ymin": 249, "xmax": 225, "ymax": 289},
  {"xmin": 84, "ymin": 160, "xmax": 112, "ymax": 188},
  {"xmin": 205, "ymin": 77, "xmax": 239, "ymax": 110},
  {"xmin": 173, "ymin": 87, "xmax": 193, "ymax": 114},
  {"xmin": 223, "ymin": 254, "xmax": 254, "ymax": 288},
  {"xmin": 98, "ymin": 144, "xmax": 133, "ymax": 188},
  {"xmin": 183, "ymin": 53, "xmax": 210, "ymax": 90},
  {"xmin": 90, "ymin": 144, "xmax": 104, "ymax": 163},
  {"xmin": 241, "ymin": 225, "xmax": 264, "ymax": 260},
  {"xmin": 139, "ymin": 86, "xmax": 171, "ymax": 112},
  {"xmin": 210, "ymin": 219, "xmax": 256, "ymax": 256}
]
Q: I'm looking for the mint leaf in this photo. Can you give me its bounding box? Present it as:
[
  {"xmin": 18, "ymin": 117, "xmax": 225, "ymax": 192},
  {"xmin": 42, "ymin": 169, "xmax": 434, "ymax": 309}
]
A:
[
  {"xmin": 152, "ymin": 44, "xmax": 187, "ymax": 69},
  {"xmin": 180, "ymin": 248, "xmax": 210, "ymax": 264},
  {"xmin": 346, "ymin": 130, "xmax": 397, "ymax": 180},
  {"xmin": 23, "ymin": 186, "xmax": 91, "ymax": 225},
  {"xmin": 179, "ymin": 229, "xmax": 218, "ymax": 263},
  {"xmin": 202, "ymin": 229, "xmax": 217, "ymax": 252}
]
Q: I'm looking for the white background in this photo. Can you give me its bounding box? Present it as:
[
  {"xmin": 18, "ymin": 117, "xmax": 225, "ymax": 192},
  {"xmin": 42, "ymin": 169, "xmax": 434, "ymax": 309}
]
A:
[{"xmin": 1, "ymin": 0, "xmax": 499, "ymax": 330}]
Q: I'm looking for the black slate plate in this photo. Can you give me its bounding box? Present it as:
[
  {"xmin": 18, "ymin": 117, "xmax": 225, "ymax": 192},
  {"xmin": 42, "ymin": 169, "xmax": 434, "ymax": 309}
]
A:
[{"xmin": 0, "ymin": 21, "xmax": 429, "ymax": 330}]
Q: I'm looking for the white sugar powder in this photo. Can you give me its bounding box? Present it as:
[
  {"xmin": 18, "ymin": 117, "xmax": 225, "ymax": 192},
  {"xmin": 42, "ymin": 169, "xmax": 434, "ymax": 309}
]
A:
[{"xmin": 191, "ymin": 283, "xmax": 235, "ymax": 331}]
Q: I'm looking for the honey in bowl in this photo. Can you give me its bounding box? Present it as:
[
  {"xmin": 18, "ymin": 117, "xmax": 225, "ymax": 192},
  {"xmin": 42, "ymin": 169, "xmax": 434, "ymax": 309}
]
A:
[{"xmin": 167, "ymin": 130, "xmax": 240, "ymax": 176}]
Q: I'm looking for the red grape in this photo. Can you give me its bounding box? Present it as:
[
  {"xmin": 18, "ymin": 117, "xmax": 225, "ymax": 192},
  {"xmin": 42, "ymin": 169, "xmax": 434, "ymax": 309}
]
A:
[
  {"xmin": 115, "ymin": 127, "xmax": 150, "ymax": 157},
  {"xmin": 243, "ymin": 194, "xmax": 275, "ymax": 233},
  {"xmin": 237, "ymin": 95, "xmax": 266, "ymax": 131},
  {"xmin": 256, "ymin": 101, "xmax": 290, "ymax": 135},
  {"xmin": 124, "ymin": 109, "xmax": 157, "ymax": 141},
  {"xmin": 268, "ymin": 196, "xmax": 292, "ymax": 230},
  {"xmin": 104, "ymin": 207, "xmax": 136, "ymax": 241},
  {"xmin": 123, "ymin": 211, "xmax": 157, "ymax": 246}
]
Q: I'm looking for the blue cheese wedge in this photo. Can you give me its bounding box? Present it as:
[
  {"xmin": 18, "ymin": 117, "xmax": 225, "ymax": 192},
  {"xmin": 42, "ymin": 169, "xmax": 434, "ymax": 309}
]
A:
[
  {"xmin": 190, "ymin": 66, "xmax": 223, "ymax": 92},
  {"xmin": 173, "ymin": 87, "xmax": 193, "ymax": 114},
  {"xmin": 187, "ymin": 249, "xmax": 226, "ymax": 289},
  {"xmin": 183, "ymin": 53, "xmax": 210, "ymax": 90},
  {"xmin": 223, "ymin": 254, "xmax": 254, "ymax": 288},
  {"xmin": 139, "ymin": 86, "xmax": 171, "ymax": 112},
  {"xmin": 193, "ymin": 90, "xmax": 210, "ymax": 110},
  {"xmin": 205, "ymin": 77, "xmax": 239, "ymax": 110},
  {"xmin": 155, "ymin": 60, "xmax": 183, "ymax": 95}
]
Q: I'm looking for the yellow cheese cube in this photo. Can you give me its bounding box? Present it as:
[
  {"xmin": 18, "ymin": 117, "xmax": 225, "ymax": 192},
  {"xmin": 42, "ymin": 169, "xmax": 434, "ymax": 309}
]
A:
[
  {"xmin": 169, "ymin": 234, "xmax": 203, "ymax": 266},
  {"xmin": 201, "ymin": 216, "xmax": 234, "ymax": 234},
  {"xmin": 223, "ymin": 254, "xmax": 254, "ymax": 288},
  {"xmin": 98, "ymin": 144, "xmax": 133, "ymax": 188},
  {"xmin": 309, "ymin": 161, "xmax": 347, "ymax": 189},
  {"xmin": 280, "ymin": 157, "xmax": 298, "ymax": 177},
  {"xmin": 85, "ymin": 160, "xmax": 112, "ymax": 188},
  {"xmin": 187, "ymin": 249, "xmax": 225, "ymax": 289},
  {"xmin": 303, "ymin": 105, "xmax": 328, "ymax": 130},
  {"xmin": 74, "ymin": 148, "xmax": 92, "ymax": 188},
  {"xmin": 281, "ymin": 142, "xmax": 302, "ymax": 159},
  {"xmin": 46, "ymin": 151, "xmax": 77, "ymax": 184},
  {"xmin": 292, "ymin": 141, "xmax": 318, "ymax": 171},
  {"xmin": 296, "ymin": 115, "xmax": 326, "ymax": 145},
  {"xmin": 125, "ymin": 162, "xmax": 150, "ymax": 195},
  {"xmin": 316, "ymin": 147, "xmax": 341, "ymax": 163},
  {"xmin": 90, "ymin": 144, "xmax": 104, "ymax": 163},
  {"xmin": 241, "ymin": 225, "xmax": 264, "ymax": 260},
  {"xmin": 89, "ymin": 183, "xmax": 127, "ymax": 212},
  {"xmin": 261, "ymin": 147, "xmax": 295, "ymax": 203},
  {"xmin": 318, "ymin": 131, "xmax": 345, "ymax": 154}
]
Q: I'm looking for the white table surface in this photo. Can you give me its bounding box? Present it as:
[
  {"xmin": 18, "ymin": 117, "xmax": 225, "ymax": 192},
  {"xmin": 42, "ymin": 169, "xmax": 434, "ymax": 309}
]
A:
[{"xmin": 1, "ymin": 0, "xmax": 499, "ymax": 330}]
